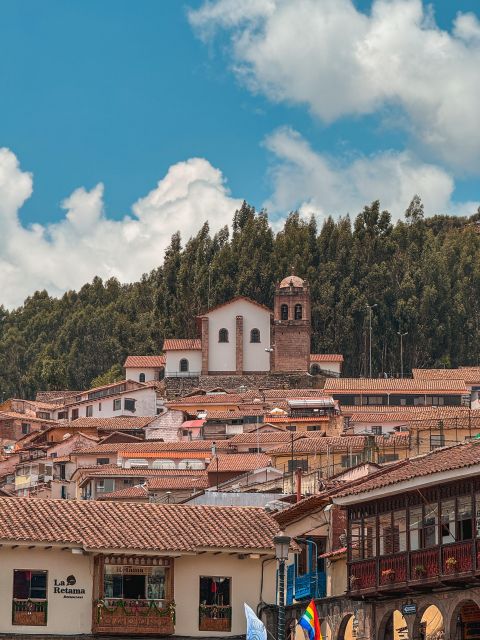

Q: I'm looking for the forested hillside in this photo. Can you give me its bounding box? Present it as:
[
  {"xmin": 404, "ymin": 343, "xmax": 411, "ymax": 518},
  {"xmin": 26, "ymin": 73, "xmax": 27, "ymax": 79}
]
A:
[{"xmin": 1, "ymin": 199, "xmax": 480, "ymax": 399}]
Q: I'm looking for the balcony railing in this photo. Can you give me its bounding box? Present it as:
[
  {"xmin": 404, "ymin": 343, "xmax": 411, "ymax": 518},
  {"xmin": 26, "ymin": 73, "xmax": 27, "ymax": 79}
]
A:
[
  {"xmin": 93, "ymin": 599, "xmax": 175, "ymax": 635},
  {"xmin": 293, "ymin": 571, "xmax": 327, "ymax": 600},
  {"xmin": 199, "ymin": 604, "xmax": 232, "ymax": 632},
  {"xmin": 12, "ymin": 599, "xmax": 48, "ymax": 626},
  {"xmin": 349, "ymin": 540, "xmax": 479, "ymax": 595}
]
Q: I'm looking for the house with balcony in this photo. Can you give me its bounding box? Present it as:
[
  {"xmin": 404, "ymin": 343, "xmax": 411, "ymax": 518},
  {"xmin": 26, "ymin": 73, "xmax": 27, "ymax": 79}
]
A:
[
  {"xmin": 0, "ymin": 496, "xmax": 280, "ymax": 637},
  {"xmin": 333, "ymin": 441, "xmax": 480, "ymax": 640}
]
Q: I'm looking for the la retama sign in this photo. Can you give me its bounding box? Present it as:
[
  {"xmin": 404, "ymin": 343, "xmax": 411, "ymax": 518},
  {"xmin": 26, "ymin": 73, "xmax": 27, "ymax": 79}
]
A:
[{"xmin": 53, "ymin": 575, "xmax": 86, "ymax": 599}]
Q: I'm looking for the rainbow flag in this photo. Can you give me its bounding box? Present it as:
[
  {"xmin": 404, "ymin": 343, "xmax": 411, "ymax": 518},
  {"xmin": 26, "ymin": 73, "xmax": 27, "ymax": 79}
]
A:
[{"xmin": 299, "ymin": 599, "xmax": 322, "ymax": 640}]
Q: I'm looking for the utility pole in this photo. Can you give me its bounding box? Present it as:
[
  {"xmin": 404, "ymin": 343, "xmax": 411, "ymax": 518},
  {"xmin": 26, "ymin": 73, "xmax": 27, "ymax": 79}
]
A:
[
  {"xmin": 397, "ymin": 331, "xmax": 408, "ymax": 378},
  {"xmin": 366, "ymin": 304, "xmax": 377, "ymax": 378}
]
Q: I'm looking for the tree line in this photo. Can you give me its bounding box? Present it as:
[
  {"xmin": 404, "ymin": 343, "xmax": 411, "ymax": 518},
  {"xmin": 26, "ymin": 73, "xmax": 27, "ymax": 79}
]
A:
[{"xmin": 1, "ymin": 198, "xmax": 480, "ymax": 399}]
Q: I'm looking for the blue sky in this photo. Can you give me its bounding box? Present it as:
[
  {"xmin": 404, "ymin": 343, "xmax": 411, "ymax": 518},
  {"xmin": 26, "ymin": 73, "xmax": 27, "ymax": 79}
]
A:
[{"xmin": 0, "ymin": 0, "xmax": 479, "ymax": 307}]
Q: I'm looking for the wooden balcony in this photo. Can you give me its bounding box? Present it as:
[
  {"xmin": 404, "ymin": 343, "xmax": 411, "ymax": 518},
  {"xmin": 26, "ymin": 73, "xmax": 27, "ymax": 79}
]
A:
[
  {"xmin": 198, "ymin": 605, "xmax": 232, "ymax": 632},
  {"xmin": 349, "ymin": 541, "xmax": 480, "ymax": 597},
  {"xmin": 93, "ymin": 599, "xmax": 175, "ymax": 635}
]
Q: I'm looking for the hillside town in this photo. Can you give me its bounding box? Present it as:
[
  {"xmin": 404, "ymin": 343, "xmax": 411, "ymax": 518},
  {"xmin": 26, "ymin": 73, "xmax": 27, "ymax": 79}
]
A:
[{"xmin": 1, "ymin": 273, "xmax": 480, "ymax": 639}]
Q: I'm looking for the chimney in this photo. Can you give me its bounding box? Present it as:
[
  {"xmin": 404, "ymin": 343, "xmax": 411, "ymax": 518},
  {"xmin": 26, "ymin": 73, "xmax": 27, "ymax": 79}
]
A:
[{"xmin": 295, "ymin": 467, "xmax": 303, "ymax": 503}]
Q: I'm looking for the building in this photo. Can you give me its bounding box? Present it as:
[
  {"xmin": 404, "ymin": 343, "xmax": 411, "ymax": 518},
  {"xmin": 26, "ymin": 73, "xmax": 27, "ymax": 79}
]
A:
[
  {"xmin": 413, "ymin": 367, "xmax": 480, "ymax": 408},
  {"xmin": 0, "ymin": 497, "xmax": 279, "ymax": 637},
  {"xmin": 333, "ymin": 442, "xmax": 480, "ymax": 640},
  {"xmin": 124, "ymin": 355, "xmax": 165, "ymax": 382},
  {"xmin": 324, "ymin": 377, "xmax": 470, "ymax": 408}
]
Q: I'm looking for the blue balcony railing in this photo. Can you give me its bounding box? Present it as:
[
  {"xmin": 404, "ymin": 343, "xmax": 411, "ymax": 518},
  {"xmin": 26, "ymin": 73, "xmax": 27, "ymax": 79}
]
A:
[{"xmin": 287, "ymin": 571, "xmax": 326, "ymax": 603}]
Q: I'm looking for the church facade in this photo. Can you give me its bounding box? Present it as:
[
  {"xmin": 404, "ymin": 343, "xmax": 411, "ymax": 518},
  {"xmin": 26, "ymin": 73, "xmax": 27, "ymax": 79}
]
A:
[{"xmin": 162, "ymin": 273, "xmax": 341, "ymax": 377}]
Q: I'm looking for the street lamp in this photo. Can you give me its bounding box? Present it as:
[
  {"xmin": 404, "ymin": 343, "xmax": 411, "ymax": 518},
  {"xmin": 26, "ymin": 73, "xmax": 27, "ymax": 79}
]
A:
[
  {"xmin": 397, "ymin": 331, "xmax": 408, "ymax": 378},
  {"xmin": 274, "ymin": 532, "xmax": 291, "ymax": 640},
  {"xmin": 366, "ymin": 304, "xmax": 377, "ymax": 378}
]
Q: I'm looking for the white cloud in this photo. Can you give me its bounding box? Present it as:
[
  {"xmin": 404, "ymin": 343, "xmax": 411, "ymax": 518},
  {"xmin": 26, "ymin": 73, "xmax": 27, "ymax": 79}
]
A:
[
  {"xmin": 189, "ymin": 0, "xmax": 480, "ymax": 170},
  {"xmin": 264, "ymin": 127, "xmax": 479, "ymax": 221},
  {"xmin": 0, "ymin": 149, "xmax": 241, "ymax": 309}
]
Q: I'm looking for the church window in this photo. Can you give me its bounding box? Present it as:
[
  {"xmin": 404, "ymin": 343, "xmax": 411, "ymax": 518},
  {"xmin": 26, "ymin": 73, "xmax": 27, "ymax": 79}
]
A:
[
  {"xmin": 281, "ymin": 304, "xmax": 289, "ymax": 320},
  {"xmin": 294, "ymin": 304, "xmax": 303, "ymax": 320},
  {"xmin": 180, "ymin": 358, "xmax": 189, "ymax": 372},
  {"xmin": 139, "ymin": 373, "xmax": 145, "ymax": 383},
  {"xmin": 219, "ymin": 328, "xmax": 229, "ymax": 343},
  {"xmin": 250, "ymin": 328, "xmax": 260, "ymax": 343}
]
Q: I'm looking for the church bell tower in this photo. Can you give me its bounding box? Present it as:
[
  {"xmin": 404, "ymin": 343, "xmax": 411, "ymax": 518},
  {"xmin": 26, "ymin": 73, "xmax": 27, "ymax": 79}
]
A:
[{"xmin": 272, "ymin": 272, "xmax": 311, "ymax": 372}]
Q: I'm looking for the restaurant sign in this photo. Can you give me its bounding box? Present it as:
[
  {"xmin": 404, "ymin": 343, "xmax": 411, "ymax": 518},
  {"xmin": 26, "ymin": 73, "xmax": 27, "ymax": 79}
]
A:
[{"xmin": 53, "ymin": 575, "xmax": 86, "ymax": 599}]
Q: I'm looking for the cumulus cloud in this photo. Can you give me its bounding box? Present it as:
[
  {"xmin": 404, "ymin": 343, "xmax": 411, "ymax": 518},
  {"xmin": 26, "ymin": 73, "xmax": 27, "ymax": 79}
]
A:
[
  {"xmin": 0, "ymin": 149, "xmax": 241, "ymax": 309},
  {"xmin": 264, "ymin": 127, "xmax": 479, "ymax": 221},
  {"xmin": 189, "ymin": 0, "xmax": 480, "ymax": 170}
]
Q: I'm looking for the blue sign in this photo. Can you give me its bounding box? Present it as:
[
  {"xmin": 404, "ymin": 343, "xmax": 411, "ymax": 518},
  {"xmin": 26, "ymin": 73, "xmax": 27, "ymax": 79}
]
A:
[{"xmin": 402, "ymin": 603, "xmax": 417, "ymax": 616}]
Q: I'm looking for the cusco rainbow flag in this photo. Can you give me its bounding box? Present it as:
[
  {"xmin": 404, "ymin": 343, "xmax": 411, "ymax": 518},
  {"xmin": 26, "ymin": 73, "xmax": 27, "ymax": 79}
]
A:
[{"xmin": 299, "ymin": 599, "xmax": 322, "ymax": 640}]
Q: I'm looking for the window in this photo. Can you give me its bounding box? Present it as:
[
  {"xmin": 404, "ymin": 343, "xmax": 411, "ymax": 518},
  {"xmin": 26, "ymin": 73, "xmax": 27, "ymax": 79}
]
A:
[
  {"xmin": 126, "ymin": 458, "xmax": 148, "ymax": 468},
  {"xmin": 353, "ymin": 396, "xmax": 362, "ymax": 406},
  {"xmin": 97, "ymin": 458, "xmax": 110, "ymax": 466},
  {"xmin": 341, "ymin": 454, "xmax": 363, "ymax": 468},
  {"xmin": 97, "ymin": 479, "xmax": 115, "ymax": 493},
  {"xmin": 139, "ymin": 373, "xmax": 146, "ymax": 383},
  {"xmin": 218, "ymin": 328, "xmax": 229, "ymax": 343},
  {"xmin": 294, "ymin": 304, "xmax": 303, "ymax": 320},
  {"xmin": 311, "ymin": 364, "xmax": 321, "ymax": 375},
  {"xmin": 59, "ymin": 463, "xmax": 66, "ymax": 480},
  {"xmin": 366, "ymin": 396, "xmax": 383, "ymax": 405},
  {"xmin": 286, "ymin": 425, "xmax": 296, "ymax": 432},
  {"xmin": 98, "ymin": 402, "xmax": 102, "ymax": 411},
  {"xmin": 13, "ymin": 569, "xmax": 47, "ymax": 600},
  {"xmin": 113, "ymin": 398, "xmax": 121, "ymax": 411},
  {"xmin": 307, "ymin": 425, "xmax": 323, "ymax": 431},
  {"xmin": 104, "ymin": 564, "xmax": 168, "ymax": 601},
  {"xmin": 430, "ymin": 434, "xmax": 445, "ymax": 449},
  {"xmin": 152, "ymin": 460, "xmax": 176, "ymax": 469},
  {"xmin": 71, "ymin": 408, "xmax": 79, "ymax": 420},
  {"xmin": 61, "ymin": 485, "xmax": 67, "ymax": 499},
  {"xmin": 57, "ymin": 411, "xmax": 68, "ymax": 420},
  {"xmin": 250, "ymin": 328, "xmax": 260, "ymax": 343},
  {"xmin": 378, "ymin": 454, "xmax": 399, "ymax": 463},
  {"xmin": 21, "ymin": 423, "xmax": 30, "ymax": 435},
  {"xmin": 180, "ymin": 358, "xmax": 189, "ymax": 372},
  {"xmin": 124, "ymin": 398, "xmax": 136, "ymax": 412},
  {"xmin": 178, "ymin": 459, "xmax": 204, "ymax": 470},
  {"xmin": 280, "ymin": 304, "xmax": 289, "ymax": 320},
  {"xmin": 426, "ymin": 396, "xmax": 444, "ymax": 406},
  {"xmin": 199, "ymin": 576, "xmax": 231, "ymax": 631},
  {"xmin": 248, "ymin": 447, "xmax": 264, "ymax": 453},
  {"xmin": 287, "ymin": 459, "xmax": 308, "ymax": 472},
  {"xmin": 86, "ymin": 405, "xmax": 93, "ymax": 417},
  {"xmin": 371, "ymin": 425, "xmax": 383, "ymax": 435}
]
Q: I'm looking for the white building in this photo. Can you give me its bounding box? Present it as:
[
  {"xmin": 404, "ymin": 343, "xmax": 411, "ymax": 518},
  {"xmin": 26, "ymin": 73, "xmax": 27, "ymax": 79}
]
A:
[{"xmin": 124, "ymin": 355, "xmax": 165, "ymax": 382}]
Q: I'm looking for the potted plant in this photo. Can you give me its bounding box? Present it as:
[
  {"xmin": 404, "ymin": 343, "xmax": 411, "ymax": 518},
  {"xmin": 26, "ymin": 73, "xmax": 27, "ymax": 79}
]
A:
[
  {"xmin": 413, "ymin": 564, "xmax": 426, "ymax": 577},
  {"xmin": 445, "ymin": 556, "xmax": 457, "ymax": 573},
  {"xmin": 381, "ymin": 568, "xmax": 396, "ymax": 583}
]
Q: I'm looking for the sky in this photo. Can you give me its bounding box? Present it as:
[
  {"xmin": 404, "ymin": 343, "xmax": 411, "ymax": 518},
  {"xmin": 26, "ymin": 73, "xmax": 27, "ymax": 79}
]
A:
[{"xmin": 0, "ymin": 0, "xmax": 479, "ymax": 308}]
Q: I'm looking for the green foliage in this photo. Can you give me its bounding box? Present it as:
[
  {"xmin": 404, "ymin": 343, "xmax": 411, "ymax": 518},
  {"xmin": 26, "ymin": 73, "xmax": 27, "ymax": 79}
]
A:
[
  {"xmin": 90, "ymin": 364, "xmax": 124, "ymax": 388},
  {"xmin": 1, "ymin": 201, "xmax": 480, "ymax": 399}
]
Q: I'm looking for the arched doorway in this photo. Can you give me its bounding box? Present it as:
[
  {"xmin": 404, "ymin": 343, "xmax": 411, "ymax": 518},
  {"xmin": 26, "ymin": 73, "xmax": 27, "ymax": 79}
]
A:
[
  {"xmin": 379, "ymin": 610, "xmax": 409, "ymax": 640},
  {"xmin": 418, "ymin": 605, "xmax": 444, "ymax": 640},
  {"xmin": 450, "ymin": 600, "xmax": 480, "ymax": 640},
  {"xmin": 338, "ymin": 614, "xmax": 355, "ymax": 640}
]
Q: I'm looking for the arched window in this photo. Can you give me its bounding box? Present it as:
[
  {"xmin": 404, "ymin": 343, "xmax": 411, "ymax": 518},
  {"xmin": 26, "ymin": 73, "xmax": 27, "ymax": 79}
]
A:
[
  {"xmin": 152, "ymin": 459, "xmax": 176, "ymax": 469},
  {"xmin": 139, "ymin": 373, "xmax": 146, "ymax": 383},
  {"xmin": 180, "ymin": 358, "xmax": 189, "ymax": 372},
  {"xmin": 295, "ymin": 304, "xmax": 303, "ymax": 320},
  {"xmin": 219, "ymin": 328, "xmax": 229, "ymax": 343},
  {"xmin": 250, "ymin": 328, "xmax": 260, "ymax": 343},
  {"xmin": 281, "ymin": 304, "xmax": 289, "ymax": 320}
]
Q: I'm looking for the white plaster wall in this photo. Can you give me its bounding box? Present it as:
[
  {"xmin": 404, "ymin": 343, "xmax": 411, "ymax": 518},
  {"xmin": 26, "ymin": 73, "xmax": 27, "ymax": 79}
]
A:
[
  {"xmin": 165, "ymin": 350, "xmax": 202, "ymax": 375},
  {"xmin": 0, "ymin": 547, "xmax": 93, "ymax": 635},
  {"xmin": 125, "ymin": 366, "xmax": 161, "ymax": 382},
  {"xmin": 350, "ymin": 419, "xmax": 406, "ymax": 434},
  {"xmin": 174, "ymin": 553, "xmax": 276, "ymax": 637},
  {"xmin": 71, "ymin": 388, "xmax": 158, "ymax": 419},
  {"xmin": 207, "ymin": 300, "xmax": 271, "ymax": 373}
]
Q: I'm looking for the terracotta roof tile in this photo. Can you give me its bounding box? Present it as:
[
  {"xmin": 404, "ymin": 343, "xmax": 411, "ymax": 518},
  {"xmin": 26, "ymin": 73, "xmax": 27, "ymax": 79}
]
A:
[
  {"xmin": 75, "ymin": 440, "xmax": 233, "ymax": 455},
  {"xmin": 333, "ymin": 442, "xmax": 480, "ymax": 499},
  {"xmin": 69, "ymin": 416, "xmax": 156, "ymax": 431},
  {"xmin": 147, "ymin": 476, "xmax": 209, "ymax": 490},
  {"xmin": 74, "ymin": 466, "xmax": 209, "ymax": 479},
  {"xmin": 124, "ymin": 355, "xmax": 166, "ymax": 368},
  {"xmin": 207, "ymin": 453, "xmax": 271, "ymax": 473},
  {"xmin": 324, "ymin": 378, "xmax": 468, "ymax": 393},
  {"xmin": 204, "ymin": 409, "xmax": 265, "ymax": 419},
  {"xmin": 163, "ymin": 339, "xmax": 201, "ymax": 351},
  {"xmin": 413, "ymin": 367, "xmax": 480, "ymax": 384},
  {"xmin": 229, "ymin": 432, "xmax": 308, "ymax": 444},
  {"xmin": 167, "ymin": 393, "xmax": 244, "ymax": 405},
  {"xmin": 310, "ymin": 354, "xmax": 344, "ymax": 363},
  {"xmin": 262, "ymin": 389, "xmax": 330, "ymax": 399},
  {"xmin": 97, "ymin": 485, "xmax": 148, "ymax": 501},
  {"xmin": 0, "ymin": 496, "xmax": 280, "ymax": 552},
  {"xmin": 270, "ymin": 434, "xmax": 410, "ymax": 455}
]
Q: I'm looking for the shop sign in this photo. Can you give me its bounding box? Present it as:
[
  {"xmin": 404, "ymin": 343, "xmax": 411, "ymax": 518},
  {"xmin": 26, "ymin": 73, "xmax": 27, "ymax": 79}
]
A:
[
  {"xmin": 401, "ymin": 603, "xmax": 417, "ymax": 616},
  {"xmin": 53, "ymin": 575, "xmax": 86, "ymax": 599}
]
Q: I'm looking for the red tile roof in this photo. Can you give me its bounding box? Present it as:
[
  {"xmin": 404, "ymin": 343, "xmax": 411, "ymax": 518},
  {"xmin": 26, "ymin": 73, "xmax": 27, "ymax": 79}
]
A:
[
  {"xmin": 333, "ymin": 442, "xmax": 480, "ymax": 500},
  {"xmin": 270, "ymin": 434, "xmax": 410, "ymax": 455},
  {"xmin": 75, "ymin": 440, "xmax": 233, "ymax": 455},
  {"xmin": 97, "ymin": 485, "xmax": 148, "ymax": 501},
  {"xmin": 124, "ymin": 355, "xmax": 166, "ymax": 368},
  {"xmin": 73, "ymin": 466, "xmax": 209, "ymax": 480},
  {"xmin": 147, "ymin": 476, "xmax": 209, "ymax": 490},
  {"xmin": 229, "ymin": 432, "xmax": 309, "ymax": 444},
  {"xmin": 0, "ymin": 496, "xmax": 281, "ymax": 552},
  {"xmin": 207, "ymin": 453, "xmax": 271, "ymax": 473},
  {"xmin": 163, "ymin": 339, "xmax": 201, "ymax": 351},
  {"xmin": 167, "ymin": 393, "xmax": 245, "ymax": 405},
  {"xmin": 69, "ymin": 416, "xmax": 156, "ymax": 431},
  {"xmin": 324, "ymin": 378, "xmax": 468, "ymax": 393},
  {"xmin": 199, "ymin": 295, "xmax": 271, "ymax": 316},
  {"xmin": 342, "ymin": 405, "xmax": 473, "ymax": 418},
  {"xmin": 413, "ymin": 367, "xmax": 480, "ymax": 384},
  {"xmin": 310, "ymin": 354, "xmax": 344, "ymax": 363},
  {"xmin": 262, "ymin": 389, "xmax": 330, "ymax": 399},
  {"xmin": 204, "ymin": 409, "xmax": 265, "ymax": 420}
]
